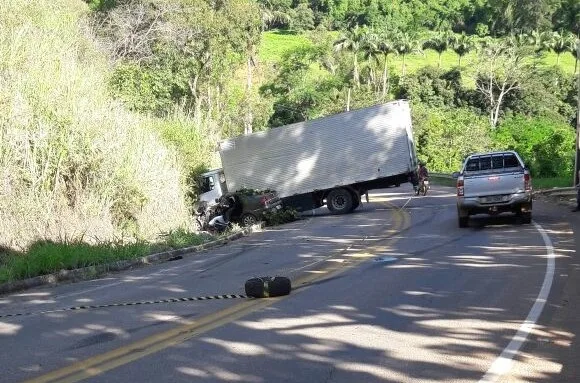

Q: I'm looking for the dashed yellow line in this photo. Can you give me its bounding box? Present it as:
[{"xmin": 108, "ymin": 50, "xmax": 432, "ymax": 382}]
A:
[{"xmin": 23, "ymin": 200, "xmax": 410, "ymax": 383}]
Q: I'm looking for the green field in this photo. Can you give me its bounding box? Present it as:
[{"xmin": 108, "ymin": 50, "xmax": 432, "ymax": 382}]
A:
[{"xmin": 259, "ymin": 30, "xmax": 578, "ymax": 79}]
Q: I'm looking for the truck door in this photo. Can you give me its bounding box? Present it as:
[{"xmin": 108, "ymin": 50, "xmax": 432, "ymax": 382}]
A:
[{"xmin": 198, "ymin": 172, "xmax": 224, "ymax": 205}]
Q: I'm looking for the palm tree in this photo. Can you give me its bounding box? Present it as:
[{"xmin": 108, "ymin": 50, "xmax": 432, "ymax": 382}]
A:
[
  {"xmin": 364, "ymin": 31, "xmax": 398, "ymax": 99},
  {"xmin": 258, "ymin": 1, "xmax": 291, "ymax": 31},
  {"xmin": 423, "ymin": 31, "xmax": 452, "ymax": 68},
  {"xmin": 394, "ymin": 32, "xmax": 422, "ymax": 77},
  {"xmin": 529, "ymin": 30, "xmax": 554, "ymax": 55},
  {"xmin": 333, "ymin": 25, "xmax": 370, "ymax": 88},
  {"xmin": 451, "ymin": 33, "xmax": 475, "ymax": 69},
  {"xmin": 505, "ymin": 33, "xmax": 531, "ymax": 48},
  {"xmin": 551, "ymin": 31, "xmax": 574, "ymax": 66},
  {"xmin": 571, "ymin": 37, "xmax": 580, "ymax": 74}
]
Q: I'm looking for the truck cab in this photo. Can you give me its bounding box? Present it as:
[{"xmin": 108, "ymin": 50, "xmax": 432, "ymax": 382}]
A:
[{"xmin": 198, "ymin": 169, "xmax": 227, "ymax": 206}]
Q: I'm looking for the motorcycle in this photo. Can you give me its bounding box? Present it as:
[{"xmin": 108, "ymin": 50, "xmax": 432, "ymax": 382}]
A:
[
  {"xmin": 415, "ymin": 178, "xmax": 429, "ymax": 196},
  {"xmin": 194, "ymin": 201, "xmax": 231, "ymax": 234}
]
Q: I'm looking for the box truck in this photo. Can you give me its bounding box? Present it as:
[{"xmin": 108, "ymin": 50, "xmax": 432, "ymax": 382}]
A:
[{"xmin": 198, "ymin": 100, "xmax": 418, "ymax": 215}]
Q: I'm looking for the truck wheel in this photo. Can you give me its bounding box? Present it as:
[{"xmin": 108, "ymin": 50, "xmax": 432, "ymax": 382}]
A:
[
  {"xmin": 245, "ymin": 276, "xmax": 291, "ymax": 298},
  {"xmin": 458, "ymin": 208, "xmax": 469, "ymax": 228},
  {"xmin": 326, "ymin": 188, "xmax": 354, "ymax": 214},
  {"xmin": 521, "ymin": 212, "xmax": 532, "ymax": 224},
  {"xmin": 240, "ymin": 213, "xmax": 258, "ymax": 227}
]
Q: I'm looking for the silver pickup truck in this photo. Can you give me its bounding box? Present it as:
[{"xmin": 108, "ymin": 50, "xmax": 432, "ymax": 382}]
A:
[{"xmin": 453, "ymin": 151, "xmax": 532, "ymax": 228}]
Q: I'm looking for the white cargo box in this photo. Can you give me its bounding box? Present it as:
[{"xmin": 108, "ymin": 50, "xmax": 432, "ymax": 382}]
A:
[{"xmin": 219, "ymin": 100, "xmax": 417, "ymax": 198}]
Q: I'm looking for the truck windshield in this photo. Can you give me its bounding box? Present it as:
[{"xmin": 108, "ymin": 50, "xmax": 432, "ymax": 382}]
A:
[{"xmin": 200, "ymin": 176, "xmax": 215, "ymax": 193}]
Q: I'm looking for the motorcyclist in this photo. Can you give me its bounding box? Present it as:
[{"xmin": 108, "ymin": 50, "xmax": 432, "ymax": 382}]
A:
[{"xmin": 418, "ymin": 162, "xmax": 429, "ymax": 182}]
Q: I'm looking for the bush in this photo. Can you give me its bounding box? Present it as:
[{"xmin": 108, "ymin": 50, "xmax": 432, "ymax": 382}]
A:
[
  {"xmin": 411, "ymin": 105, "xmax": 493, "ymax": 173},
  {"xmin": 493, "ymin": 116, "xmax": 575, "ymax": 178},
  {"xmin": 262, "ymin": 207, "xmax": 300, "ymax": 226}
]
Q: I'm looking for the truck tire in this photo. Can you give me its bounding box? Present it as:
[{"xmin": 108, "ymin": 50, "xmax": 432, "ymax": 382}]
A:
[
  {"xmin": 521, "ymin": 212, "xmax": 532, "ymax": 224},
  {"xmin": 244, "ymin": 276, "xmax": 291, "ymax": 298},
  {"xmin": 326, "ymin": 188, "xmax": 354, "ymax": 214},
  {"xmin": 240, "ymin": 213, "xmax": 258, "ymax": 227},
  {"xmin": 458, "ymin": 208, "xmax": 469, "ymax": 228}
]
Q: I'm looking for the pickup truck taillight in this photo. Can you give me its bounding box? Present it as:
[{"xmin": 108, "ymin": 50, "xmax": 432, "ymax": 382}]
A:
[
  {"xmin": 524, "ymin": 171, "xmax": 531, "ymax": 191},
  {"xmin": 457, "ymin": 176, "xmax": 464, "ymax": 196}
]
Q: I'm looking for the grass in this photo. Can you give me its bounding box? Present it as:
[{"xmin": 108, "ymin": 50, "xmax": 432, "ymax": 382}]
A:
[
  {"xmin": 258, "ymin": 30, "xmax": 578, "ymax": 82},
  {"xmin": 0, "ymin": 230, "xmax": 216, "ymax": 284},
  {"xmin": 0, "ymin": 0, "xmax": 192, "ymax": 250},
  {"xmin": 532, "ymin": 177, "xmax": 573, "ymax": 189},
  {"xmin": 259, "ymin": 30, "xmax": 314, "ymax": 63}
]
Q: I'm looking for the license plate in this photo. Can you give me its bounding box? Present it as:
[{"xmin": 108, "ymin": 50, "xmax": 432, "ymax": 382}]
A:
[{"xmin": 483, "ymin": 195, "xmax": 504, "ymax": 203}]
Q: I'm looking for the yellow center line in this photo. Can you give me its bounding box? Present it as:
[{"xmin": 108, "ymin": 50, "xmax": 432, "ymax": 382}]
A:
[{"xmin": 23, "ymin": 201, "xmax": 411, "ymax": 383}]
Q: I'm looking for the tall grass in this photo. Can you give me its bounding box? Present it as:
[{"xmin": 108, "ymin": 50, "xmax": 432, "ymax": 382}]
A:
[{"xmin": 0, "ymin": 0, "xmax": 191, "ymax": 250}]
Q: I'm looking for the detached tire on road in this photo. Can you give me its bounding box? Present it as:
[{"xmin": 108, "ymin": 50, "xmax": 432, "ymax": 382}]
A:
[
  {"xmin": 245, "ymin": 276, "xmax": 291, "ymax": 298},
  {"xmin": 326, "ymin": 188, "xmax": 354, "ymax": 214}
]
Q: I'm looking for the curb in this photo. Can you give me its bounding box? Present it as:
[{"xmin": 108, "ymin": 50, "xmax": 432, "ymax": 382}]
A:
[
  {"xmin": 0, "ymin": 223, "xmax": 264, "ymax": 296},
  {"xmin": 533, "ymin": 187, "xmax": 576, "ymax": 196}
]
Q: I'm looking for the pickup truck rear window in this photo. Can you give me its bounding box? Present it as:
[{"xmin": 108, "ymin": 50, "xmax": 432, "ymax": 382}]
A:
[{"xmin": 465, "ymin": 153, "xmax": 521, "ymax": 172}]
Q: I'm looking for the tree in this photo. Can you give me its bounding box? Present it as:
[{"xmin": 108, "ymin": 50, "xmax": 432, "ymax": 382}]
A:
[
  {"xmin": 333, "ymin": 25, "xmax": 370, "ymax": 88},
  {"xmin": 486, "ymin": 0, "xmax": 559, "ymax": 35},
  {"xmin": 394, "ymin": 32, "xmax": 422, "ymax": 77},
  {"xmin": 257, "ymin": 0, "xmax": 292, "ymax": 30},
  {"xmin": 551, "ymin": 31, "xmax": 575, "ymax": 66},
  {"xmin": 568, "ymin": 36, "xmax": 580, "ymax": 74},
  {"xmin": 505, "ymin": 33, "xmax": 532, "ymax": 48},
  {"xmin": 290, "ymin": 3, "xmax": 315, "ymax": 32},
  {"xmin": 552, "ymin": 0, "xmax": 580, "ymax": 36},
  {"xmin": 528, "ymin": 30, "xmax": 554, "ymax": 55},
  {"xmin": 364, "ymin": 31, "xmax": 398, "ymax": 99},
  {"xmin": 423, "ymin": 31, "xmax": 452, "ymax": 68},
  {"xmin": 475, "ymin": 41, "xmax": 534, "ymax": 128},
  {"xmin": 451, "ymin": 32, "xmax": 474, "ymax": 68}
]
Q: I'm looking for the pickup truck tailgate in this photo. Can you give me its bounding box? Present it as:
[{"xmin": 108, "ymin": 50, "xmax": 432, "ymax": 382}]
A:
[{"xmin": 464, "ymin": 171, "xmax": 525, "ymax": 197}]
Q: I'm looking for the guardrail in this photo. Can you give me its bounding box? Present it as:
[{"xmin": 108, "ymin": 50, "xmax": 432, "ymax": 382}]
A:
[
  {"xmin": 430, "ymin": 172, "xmax": 454, "ymax": 179},
  {"xmin": 428, "ymin": 173, "xmax": 577, "ymax": 196}
]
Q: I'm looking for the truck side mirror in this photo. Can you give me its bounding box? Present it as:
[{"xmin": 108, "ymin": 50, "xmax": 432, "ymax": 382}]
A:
[{"xmin": 452, "ymin": 172, "xmax": 460, "ymax": 179}]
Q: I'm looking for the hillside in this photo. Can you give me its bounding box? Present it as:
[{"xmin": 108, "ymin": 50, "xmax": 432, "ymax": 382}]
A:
[{"xmin": 0, "ymin": 0, "xmax": 191, "ymax": 250}]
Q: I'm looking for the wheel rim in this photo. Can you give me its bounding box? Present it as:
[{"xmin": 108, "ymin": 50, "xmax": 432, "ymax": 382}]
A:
[
  {"xmin": 242, "ymin": 214, "xmax": 257, "ymax": 226},
  {"xmin": 331, "ymin": 195, "xmax": 347, "ymax": 209}
]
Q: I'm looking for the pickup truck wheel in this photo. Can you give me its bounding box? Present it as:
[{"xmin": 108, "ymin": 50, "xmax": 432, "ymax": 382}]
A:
[
  {"xmin": 521, "ymin": 212, "xmax": 532, "ymax": 224},
  {"xmin": 240, "ymin": 213, "xmax": 258, "ymax": 227},
  {"xmin": 458, "ymin": 216, "xmax": 469, "ymax": 228},
  {"xmin": 327, "ymin": 188, "xmax": 354, "ymax": 214}
]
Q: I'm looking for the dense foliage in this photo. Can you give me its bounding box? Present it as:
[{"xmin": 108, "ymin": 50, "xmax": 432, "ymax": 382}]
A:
[{"xmin": 1, "ymin": 0, "xmax": 578, "ymax": 251}]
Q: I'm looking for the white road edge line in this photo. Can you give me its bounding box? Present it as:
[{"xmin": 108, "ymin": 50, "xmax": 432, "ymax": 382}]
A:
[
  {"xmin": 479, "ymin": 221, "xmax": 556, "ymax": 383},
  {"xmin": 401, "ymin": 197, "xmax": 413, "ymax": 210}
]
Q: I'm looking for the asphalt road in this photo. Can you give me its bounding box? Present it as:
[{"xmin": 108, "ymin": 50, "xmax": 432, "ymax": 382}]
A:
[{"xmin": 1, "ymin": 185, "xmax": 579, "ymax": 383}]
